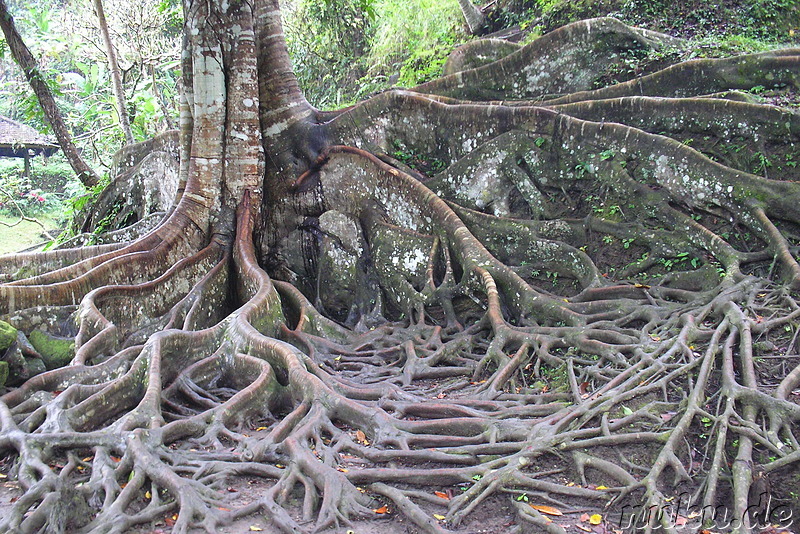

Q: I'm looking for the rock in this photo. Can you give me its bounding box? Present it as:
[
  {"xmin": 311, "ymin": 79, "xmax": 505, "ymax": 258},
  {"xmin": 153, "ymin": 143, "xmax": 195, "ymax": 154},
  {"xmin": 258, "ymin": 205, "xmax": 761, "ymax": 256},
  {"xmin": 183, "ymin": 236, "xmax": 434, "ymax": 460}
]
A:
[
  {"xmin": 3, "ymin": 345, "xmax": 29, "ymax": 385},
  {"xmin": 0, "ymin": 320, "xmax": 17, "ymax": 351},
  {"xmin": 29, "ymin": 330, "xmax": 75, "ymax": 370}
]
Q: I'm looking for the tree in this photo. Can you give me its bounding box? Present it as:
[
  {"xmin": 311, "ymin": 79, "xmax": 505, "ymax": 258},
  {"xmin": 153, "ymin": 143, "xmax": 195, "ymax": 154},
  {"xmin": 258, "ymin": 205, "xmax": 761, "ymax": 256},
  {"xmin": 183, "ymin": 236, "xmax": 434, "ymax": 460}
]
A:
[
  {"xmin": 0, "ymin": 0, "xmax": 100, "ymax": 186},
  {"xmin": 1, "ymin": 1, "xmax": 800, "ymax": 533},
  {"xmin": 456, "ymin": 0, "xmax": 485, "ymax": 34},
  {"xmin": 93, "ymin": 0, "xmax": 134, "ymax": 145}
]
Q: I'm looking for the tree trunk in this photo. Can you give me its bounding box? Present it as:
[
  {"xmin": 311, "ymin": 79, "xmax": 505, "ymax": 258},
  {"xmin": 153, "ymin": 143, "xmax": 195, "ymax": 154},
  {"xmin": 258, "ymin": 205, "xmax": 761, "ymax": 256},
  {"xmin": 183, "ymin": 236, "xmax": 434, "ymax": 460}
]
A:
[
  {"xmin": 93, "ymin": 0, "xmax": 134, "ymax": 145},
  {"xmin": 0, "ymin": 0, "xmax": 100, "ymax": 187},
  {"xmin": 149, "ymin": 64, "xmax": 175, "ymax": 130},
  {"xmin": 457, "ymin": 0, "xmax": 486, "ymax": 35}
]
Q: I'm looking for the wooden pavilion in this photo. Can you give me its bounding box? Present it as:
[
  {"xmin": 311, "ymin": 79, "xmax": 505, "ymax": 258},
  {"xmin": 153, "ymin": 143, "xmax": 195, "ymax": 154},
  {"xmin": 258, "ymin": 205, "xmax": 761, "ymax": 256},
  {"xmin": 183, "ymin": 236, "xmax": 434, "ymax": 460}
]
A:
[{"xmin": 0, "ymin": 116, "xmax": 59, "ymax": 177}]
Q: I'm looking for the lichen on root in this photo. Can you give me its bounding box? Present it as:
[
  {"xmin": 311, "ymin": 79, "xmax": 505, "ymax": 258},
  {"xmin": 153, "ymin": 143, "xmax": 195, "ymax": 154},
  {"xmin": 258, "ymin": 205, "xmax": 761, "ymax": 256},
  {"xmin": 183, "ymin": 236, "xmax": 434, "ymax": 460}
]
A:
[{"xmin": 2, "ymin": 6, "xmax": 800, "ymax": 534}]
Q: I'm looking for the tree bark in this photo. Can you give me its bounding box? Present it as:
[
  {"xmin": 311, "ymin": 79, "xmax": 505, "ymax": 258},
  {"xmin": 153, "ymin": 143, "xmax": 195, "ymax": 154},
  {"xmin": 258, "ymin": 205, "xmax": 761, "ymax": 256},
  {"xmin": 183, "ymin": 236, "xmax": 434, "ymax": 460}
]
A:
[
  {"xmin": 93, "ymin": 0, "xmax": 134, "ymax": 145},
  {"xmin": 0, "ymin": 0, "xmax": 100, "ymax": 187},
  {"xmin": 457, "ymin": 0, "xmax": 486, "ymax": 35}
]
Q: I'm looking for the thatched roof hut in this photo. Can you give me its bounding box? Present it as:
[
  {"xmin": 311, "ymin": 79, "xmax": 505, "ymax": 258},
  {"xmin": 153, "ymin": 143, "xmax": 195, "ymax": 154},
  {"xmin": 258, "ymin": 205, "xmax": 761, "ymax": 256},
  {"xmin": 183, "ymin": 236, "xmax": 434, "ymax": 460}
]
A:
[{"xmin": 0, "ymin": 116, "xmax": 60, "ymax": 177}]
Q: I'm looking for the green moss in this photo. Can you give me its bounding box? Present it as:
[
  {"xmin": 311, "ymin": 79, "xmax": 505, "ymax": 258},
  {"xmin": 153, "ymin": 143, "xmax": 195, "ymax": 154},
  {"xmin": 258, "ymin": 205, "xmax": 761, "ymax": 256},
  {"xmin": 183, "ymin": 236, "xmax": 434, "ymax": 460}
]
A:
[
  {"xmin": 0, "ymin": 320, "xmax": 17, "ymax": 351},
  {"xmin": 0, "ymin": 361, "xmax": 7, "ymax": 388},
  {"xmin": 29, "ymin": 330, "xmax": 75, "ymax": 370}
]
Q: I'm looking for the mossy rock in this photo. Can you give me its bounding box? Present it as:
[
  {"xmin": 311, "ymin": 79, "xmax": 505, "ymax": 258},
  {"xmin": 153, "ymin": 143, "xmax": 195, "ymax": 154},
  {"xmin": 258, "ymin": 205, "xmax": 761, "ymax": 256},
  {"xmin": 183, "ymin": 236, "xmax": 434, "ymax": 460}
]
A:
[
  {"xmin": 0, "ymin": 320, "xmax": 17, "ymax": 351},
  {"xmin": 29, "ymin": 330, "xmax": 75, "ymax": 370},
  {"xmin": 0, "ymin": 361, "xmax": 7, "ymax": 388}
]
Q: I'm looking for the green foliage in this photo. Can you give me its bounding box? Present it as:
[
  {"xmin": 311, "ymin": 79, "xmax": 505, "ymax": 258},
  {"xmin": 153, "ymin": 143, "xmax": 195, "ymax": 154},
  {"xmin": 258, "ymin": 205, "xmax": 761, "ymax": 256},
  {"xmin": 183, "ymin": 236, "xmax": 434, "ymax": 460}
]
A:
[
  {"xmin": 0, "ymin": 157, "xmax": 82, "ymax": 223},
  {"xmin": 0, "ymin": 0, "xmax": 180, "ymax": 166},
  {"xmin": 285, "ymin": 0, "xmax": 464, "ymax": 108},
  {"xmin": 391, "ymin": 139, "xmax": 447, "ymax": 174}
]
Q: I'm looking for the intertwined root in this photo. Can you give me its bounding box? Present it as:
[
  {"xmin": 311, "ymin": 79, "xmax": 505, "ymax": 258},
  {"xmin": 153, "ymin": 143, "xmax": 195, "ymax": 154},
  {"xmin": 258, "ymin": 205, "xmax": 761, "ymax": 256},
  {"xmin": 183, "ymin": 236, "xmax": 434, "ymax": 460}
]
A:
[{"xmin": 2, "ymin": 16, "xmax": 800, "ymax": 534}]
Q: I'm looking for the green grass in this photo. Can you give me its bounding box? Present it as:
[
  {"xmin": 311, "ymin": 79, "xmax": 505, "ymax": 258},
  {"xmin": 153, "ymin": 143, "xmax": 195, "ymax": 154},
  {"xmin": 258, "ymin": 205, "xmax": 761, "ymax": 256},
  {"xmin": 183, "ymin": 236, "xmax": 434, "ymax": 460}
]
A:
[{"xmin": 0, "ymin": 213, "xmax": 59, "ymax": 255}]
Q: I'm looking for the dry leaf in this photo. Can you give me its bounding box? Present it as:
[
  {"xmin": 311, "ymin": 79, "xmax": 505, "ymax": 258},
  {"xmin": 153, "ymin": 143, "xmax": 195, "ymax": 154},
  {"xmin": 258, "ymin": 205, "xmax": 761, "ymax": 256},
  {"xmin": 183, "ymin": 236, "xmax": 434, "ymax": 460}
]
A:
[
  {"xmin": 433, "ymin": 514, "xmax": 446, "ymax": 520},
  {"xmin": 356, "ymin": 430, "xmax": 368, "ymax": 444},
  {"xmin": 217, "ymin": 507, "xmax": 231, "ymax": 511},
  {"xmin": 164, "ymin": 516, "xmax": 176, "ymax": 527},
  {"xmin": 0, "ymin": 474, "xmax": 6, "ymax": 479},
  {"xmin": 275, "ymin": 464, "xmax": 285, "ymax": 469},
  {"xmin": 145, "ymin": 491, "xmax": 152, "ymax": 499},
  {"xmin": 373, "ymin": 505, "xmax": 389, "ymax": 514},
  {"xmin": 255, "ymin": 426, "xmax": 267, "ymax": 431},
  {"xmin": 337, "ymin": 467, "xmax": 349, "ymax": 473},
  {"xmin": 249, "ymin": 526, "xmax": 263, "ymax": 532},
  {"xmin": 82, "ymin": 457, "xmax": 93, "ymax": 462},
  {"xmin": 589, "ymin": 514, "xmax": 602, "ymax": 525},
  {"xmin": 675, "ymin": 515, "xmax": 687, "ymax": 526},
  {"xmin": 576, "ymin": 525, "xmax": 592, "ymax": 532},
  {"xmin": 530, "ymin": 504, "xmax": 563, "ymax": 516},
  {"xmin": 579, "ymin": 513, "xmax": 590, "ymax": 522},
  {"xmin": 595, "ymin": 485, "xmax": 608, "ymax": 490},
  {"xmin": 434, "ymin": 491, "xmax": 450, "ymax": 500}
]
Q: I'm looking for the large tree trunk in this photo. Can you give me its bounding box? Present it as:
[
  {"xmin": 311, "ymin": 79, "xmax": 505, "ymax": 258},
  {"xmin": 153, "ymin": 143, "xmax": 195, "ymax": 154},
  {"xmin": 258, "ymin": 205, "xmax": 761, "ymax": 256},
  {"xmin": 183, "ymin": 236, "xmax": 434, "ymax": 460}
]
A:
[
  {"xmin": 93, "ymin": 0, "xmax": 134, "ymax": 145},
  {"xmin": 0, "ymin": 0, "xmax": 100, "ymax": 187},
  {"xmin": 1, "ymin": 2, "xmax": 800, "ymax": 533}
]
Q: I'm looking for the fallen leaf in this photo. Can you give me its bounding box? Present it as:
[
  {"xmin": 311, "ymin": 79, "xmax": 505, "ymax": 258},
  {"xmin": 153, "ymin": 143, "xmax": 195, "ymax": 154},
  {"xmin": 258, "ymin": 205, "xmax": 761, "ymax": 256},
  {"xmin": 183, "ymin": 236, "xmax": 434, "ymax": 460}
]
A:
[
  {"xmin": 595, "ymin": 485, "xmax": 608, "ymax": 490},
  {"xmin": 373, "ymin": 505, "xmax": 389, "ymax": 514},
  {"xmin": 337, "ymin": 467, "xmax": 349, "ymax": 473},
  {"xmin": 82, "ymin": 457, "xmax": 93, "ymax": 462},
  {"xmin": 530, "ymin": 504, "xmax": 563, "ymax": 516},
  {"xmin": 356, "ymin": 430, "xmax": 368, "ymax": 445},
  {"xmin": 675, "ymin": 515, "xmax": 687, "ymax": 526},
  {"xmin": 434, "ymin": 491, "xmax": 450, "ymax": 500},
  {"xmin": 621, "ymin": 406, "xmax": 633, "ymax": 416},
  {"xmin": 110, "ymin": 456, "xmax": 121, "ymax": 463},
  {"xmin": 579, "ymin": 382, "xmax": 590, "ymax": 394},
  {"xmin": 589, "ymin": 514, "xmax": 602, "ymax": 525},
  {"xmin": 580, "ymin": 513, "xmax": 590, "ymax": 522},
  {"xmin": 249, "ymin": 527, "xmax": 263, "ymax": 532},
  {"xmin": 576, "ymin": 525, "xmax": 592, "ymax": 532},
  {"xmin": 433, "ymin": 514, "xmax": 446, "ymax": 520},
  {"xmin": 0, "ymin": 474, "xmax": 6, "ymax": 479},
  {"xmin": 164, "ymin": 516, "xmax": 176, "ymax": 527},
  {"xmin": 255, "ymin": 426, "xmax": 267, "ymax": 431},
  {"xmin": 145, "ymin": 491, "xmax": 151, "ymax": 499},
  {"xmin": 217, "ymin": 507, "xmax": 231, "ymax": 511}
]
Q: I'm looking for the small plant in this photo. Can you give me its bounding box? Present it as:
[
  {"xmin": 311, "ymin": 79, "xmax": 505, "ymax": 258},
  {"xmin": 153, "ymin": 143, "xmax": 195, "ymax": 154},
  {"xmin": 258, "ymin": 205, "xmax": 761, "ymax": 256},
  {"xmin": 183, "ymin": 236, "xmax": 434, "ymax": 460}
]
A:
[{"xmin": 599, "ymin": 149, "xmax": 615, "ymax": 161}]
